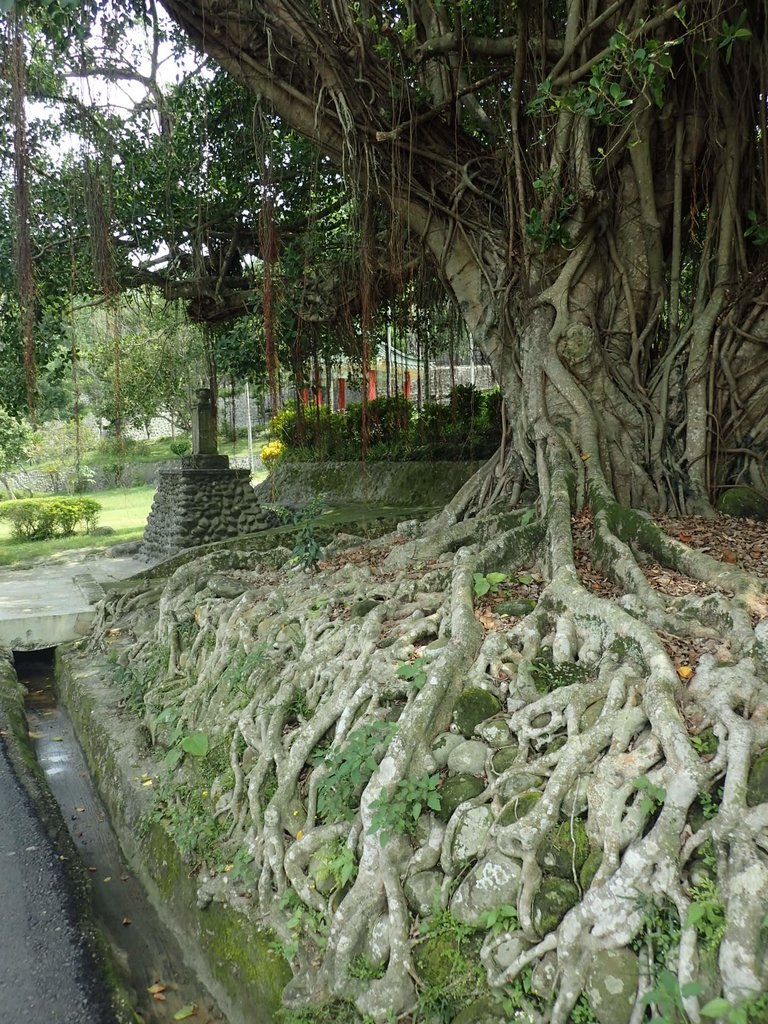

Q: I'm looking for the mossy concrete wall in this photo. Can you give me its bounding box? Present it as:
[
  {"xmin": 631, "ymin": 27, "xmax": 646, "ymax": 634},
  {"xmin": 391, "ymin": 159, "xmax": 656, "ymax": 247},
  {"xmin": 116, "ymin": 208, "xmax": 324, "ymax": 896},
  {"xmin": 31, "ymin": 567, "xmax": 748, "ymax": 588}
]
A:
[
  {"xmin": 256, "ymin": 460, "xmax": 480, "ymax": 508},
  {"xmin": 55, "ymin": 646, "xmax": 290, "ymax": 1024}
]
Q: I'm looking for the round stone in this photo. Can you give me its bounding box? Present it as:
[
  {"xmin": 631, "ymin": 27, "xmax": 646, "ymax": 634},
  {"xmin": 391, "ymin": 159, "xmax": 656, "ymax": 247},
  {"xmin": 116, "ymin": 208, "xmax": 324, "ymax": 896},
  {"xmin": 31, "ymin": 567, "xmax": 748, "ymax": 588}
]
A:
[
  {"xmin": 450, "ymin": 853, "xmax": 523, "ymax": 926},
  {"xmin": 585, "ymin": 948, "xmax": 640, "ymax": 1024},
  {"xmin": 431, "ymin": 732, "xmax": 464, "ymax": 767},
  {"xmin": 498, "ymin": 790, "xmax": 541, "ymax": 825},
  {"xmin": 437, "ymin": 775, "xmax": 485, "ymax": 823},
  {"xmin": 453, "ymin": 687, "xmax": 502, "ymax": 738},
  {"xmin": 447, "ymin": 740, "xmax": 489, "ymax": 777},
  {"xmin": 532, "ymin": 878, "xmax": 579, "ymax": 935}
]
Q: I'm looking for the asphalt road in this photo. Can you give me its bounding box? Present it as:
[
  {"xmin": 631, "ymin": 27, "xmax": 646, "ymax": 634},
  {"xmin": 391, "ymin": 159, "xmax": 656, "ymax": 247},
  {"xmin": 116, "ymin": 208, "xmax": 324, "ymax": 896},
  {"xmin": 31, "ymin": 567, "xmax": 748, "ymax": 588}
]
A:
[{"xmin": 0, "ymin": 739, "xmax": 116, "ymax": 1024}]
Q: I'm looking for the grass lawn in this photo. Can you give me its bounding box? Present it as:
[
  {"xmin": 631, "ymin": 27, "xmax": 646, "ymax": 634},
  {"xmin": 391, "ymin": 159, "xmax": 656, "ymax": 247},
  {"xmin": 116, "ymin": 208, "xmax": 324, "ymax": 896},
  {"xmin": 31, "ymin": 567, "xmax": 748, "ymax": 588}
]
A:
[
  {"xmin": 0, "ymin": 485, "xmax": 156, "ymax": 566},
  {"xmin": 81, "ymin": 428, "xmax": 270, "ymax": 467}
]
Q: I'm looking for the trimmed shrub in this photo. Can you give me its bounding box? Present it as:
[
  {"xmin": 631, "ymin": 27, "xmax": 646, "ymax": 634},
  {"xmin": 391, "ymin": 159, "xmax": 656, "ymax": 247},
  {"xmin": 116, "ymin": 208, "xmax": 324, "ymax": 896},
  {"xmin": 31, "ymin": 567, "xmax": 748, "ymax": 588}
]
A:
[
  {"xmin": 0, "ymin": 496, "xmax": 102, "ymax": 541},
  {"xmin": 169, "ymin": 438, "xmax": 191, "ymax": 457}
]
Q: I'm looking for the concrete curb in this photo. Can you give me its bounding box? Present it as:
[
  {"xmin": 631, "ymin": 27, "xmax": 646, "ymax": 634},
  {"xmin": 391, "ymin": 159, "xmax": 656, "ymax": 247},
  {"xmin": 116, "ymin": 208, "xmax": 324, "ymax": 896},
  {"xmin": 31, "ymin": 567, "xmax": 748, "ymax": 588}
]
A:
[{"xmin": 56, "ymin": 644, "xmax": 290, "ymax": 1024}]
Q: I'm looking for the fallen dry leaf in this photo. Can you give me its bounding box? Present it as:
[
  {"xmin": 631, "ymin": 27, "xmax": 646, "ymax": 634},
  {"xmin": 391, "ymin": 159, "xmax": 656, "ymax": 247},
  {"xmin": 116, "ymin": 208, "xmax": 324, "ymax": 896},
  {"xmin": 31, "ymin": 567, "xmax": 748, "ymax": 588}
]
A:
[
  {"xmin": 147, "ymin": 983, "xmax": 167, "ymax": 995},
  {"xmin": 677, "ymin": 665, "xmax": 694, "ymax": 681}
]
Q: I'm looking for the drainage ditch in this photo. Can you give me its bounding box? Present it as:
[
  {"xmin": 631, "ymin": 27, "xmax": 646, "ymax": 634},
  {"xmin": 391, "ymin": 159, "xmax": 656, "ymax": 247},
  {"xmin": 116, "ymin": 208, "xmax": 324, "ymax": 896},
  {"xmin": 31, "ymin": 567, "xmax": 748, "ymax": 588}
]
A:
[{"xmin": 14, "ymin": 648, "xmax": 225, "ymax": 1024}]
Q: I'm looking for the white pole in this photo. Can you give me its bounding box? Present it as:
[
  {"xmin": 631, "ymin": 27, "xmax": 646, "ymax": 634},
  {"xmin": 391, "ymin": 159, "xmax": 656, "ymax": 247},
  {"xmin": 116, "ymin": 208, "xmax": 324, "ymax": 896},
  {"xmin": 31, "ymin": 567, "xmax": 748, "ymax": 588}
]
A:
[{"xmin": 245, "ymin": 381, "xmax": 255, "ymax": 474}]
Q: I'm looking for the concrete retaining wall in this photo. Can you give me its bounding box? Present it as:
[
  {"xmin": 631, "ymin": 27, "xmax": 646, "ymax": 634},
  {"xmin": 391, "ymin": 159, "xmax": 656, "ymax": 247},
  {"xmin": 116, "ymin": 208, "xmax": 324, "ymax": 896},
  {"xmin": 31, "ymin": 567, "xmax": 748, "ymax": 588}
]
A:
[
  {"xmin": 56, "ymin": 647, "xmax": 289, "ymax": 1024},
  {"xmin": 255, "ymin": 459, "xmax": 480, "ymax": 509}
]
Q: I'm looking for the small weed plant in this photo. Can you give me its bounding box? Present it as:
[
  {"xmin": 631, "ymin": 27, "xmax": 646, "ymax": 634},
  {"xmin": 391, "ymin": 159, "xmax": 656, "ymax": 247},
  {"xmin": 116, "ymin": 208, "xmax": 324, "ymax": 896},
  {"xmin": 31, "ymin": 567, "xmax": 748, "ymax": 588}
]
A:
[
  {"xmin": 479, "ymin": 903, "xmax": 518, "ymax": 934},
  {"xmin": 315, "ymin": 720, "xmax": 395, "ymax": 824},
  {"xmin": 686, "ymin": 877, "xmax": 726, "ymax": 953},
  {"xmin": 368, "ymin": 773, "xmax": 441, "ymax": 846},
  {"xmin": 314, "ymin": 839, "xmax": 357, "ymax": 893},
  {"xmin": 633, "ymin": 775, "xmax": 667, "ymax": 816},
  {"xmin": 279, "ymin": 889, "xmax": 328, "ymax": 961},
  {"xmin": 472, "ymin": 571, "xmax": 506, "ymax": 597},
  {"xmin": 396, "ymin": 657, "xmax": 427, "ymax": 691}
]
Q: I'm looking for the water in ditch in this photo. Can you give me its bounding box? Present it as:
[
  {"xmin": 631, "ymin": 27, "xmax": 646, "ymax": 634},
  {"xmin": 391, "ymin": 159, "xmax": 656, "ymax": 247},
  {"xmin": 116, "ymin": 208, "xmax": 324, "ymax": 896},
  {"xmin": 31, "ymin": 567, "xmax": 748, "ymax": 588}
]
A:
[{"xmin": 15, "ymin": 648, "xmax": 226, "ymax": 1024}]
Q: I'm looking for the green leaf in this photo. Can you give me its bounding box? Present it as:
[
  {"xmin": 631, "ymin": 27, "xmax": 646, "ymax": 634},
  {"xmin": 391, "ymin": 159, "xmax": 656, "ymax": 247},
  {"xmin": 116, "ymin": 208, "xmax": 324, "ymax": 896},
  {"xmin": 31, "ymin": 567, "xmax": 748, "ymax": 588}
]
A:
[
  {"xmin": 473, "ymin": 574, "xmax": 491, "ymax": 596},
  {"xmin": 686, "ymin": 903, "xmax": 707, "ymax": 926},
  {"xmin": 700, "ymin": 998, "xmax": 732, "ymax": 1018},
  {"xmin": 680, "ymin": 981, "xmax": 705, "ymax": 997},
  {"xmin": 173, "ymin": 1005, "xmax": 197, "ymax": 1020},
  {"xmin": 486, "ymin": 572, "xmax": 507, "ymax": 586},
  {"xmin": 516, "ymin": 573, "xmax": 534, "ymax": 585},
  {"xmin": 180, "ymin": 731, "xmax": 209, "ymax": 757},
  {"xmin": 163, "ymin": 747, "xmax": 183, "ymax": 772},
  {"xmin": 396, "ymin": 658, "xmax": 425, "ymax": 680}
]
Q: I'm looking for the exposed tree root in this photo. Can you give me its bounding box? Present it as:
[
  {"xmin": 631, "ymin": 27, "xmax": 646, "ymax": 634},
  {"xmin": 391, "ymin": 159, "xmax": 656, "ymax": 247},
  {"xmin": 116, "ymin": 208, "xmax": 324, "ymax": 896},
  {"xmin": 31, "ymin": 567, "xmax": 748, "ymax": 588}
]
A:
[{"xmin": 88, "ymin": 443, "xmax": 768, "ymax": 1024}]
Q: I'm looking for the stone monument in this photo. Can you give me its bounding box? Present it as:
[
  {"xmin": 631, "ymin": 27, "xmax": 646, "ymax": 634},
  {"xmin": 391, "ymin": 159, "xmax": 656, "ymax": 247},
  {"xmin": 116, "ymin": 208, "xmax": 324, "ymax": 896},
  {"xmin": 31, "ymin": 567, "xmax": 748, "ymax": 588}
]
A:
[{"xmin": 141, "ymin": 388, "xmax": 271, "ymax": 561}]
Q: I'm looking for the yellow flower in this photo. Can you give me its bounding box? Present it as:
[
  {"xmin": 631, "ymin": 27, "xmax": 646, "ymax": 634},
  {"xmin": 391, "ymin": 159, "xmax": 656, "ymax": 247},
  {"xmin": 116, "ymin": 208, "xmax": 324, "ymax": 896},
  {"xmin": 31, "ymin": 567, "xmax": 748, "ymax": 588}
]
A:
[{"xmin": 260, "ymin": 439, "xmax": 285, "ymax": 469}]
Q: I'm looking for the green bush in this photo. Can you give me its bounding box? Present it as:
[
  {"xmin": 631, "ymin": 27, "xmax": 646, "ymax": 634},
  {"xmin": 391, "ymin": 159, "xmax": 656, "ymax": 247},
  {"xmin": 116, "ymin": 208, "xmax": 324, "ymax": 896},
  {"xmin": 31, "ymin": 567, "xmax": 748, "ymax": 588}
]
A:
[
  {"xmin": 0, "ymin": 496, "xmax": 101, "ymax": 541},
  {"xmin": 269, "ymin": 386, "xmax": 503, "ymax": 462},
  {"xmin": 169, "ymin": 438, "xmax": 191, "ymax": 457}
]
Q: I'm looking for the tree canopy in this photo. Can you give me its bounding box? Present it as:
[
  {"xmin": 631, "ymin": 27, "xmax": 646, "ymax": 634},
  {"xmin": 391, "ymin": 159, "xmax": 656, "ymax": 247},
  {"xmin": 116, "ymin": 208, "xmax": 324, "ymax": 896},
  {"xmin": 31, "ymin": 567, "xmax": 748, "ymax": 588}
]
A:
[{"xmin": 155, "ymin": 0, "xmax": 768, "ymax": 513}]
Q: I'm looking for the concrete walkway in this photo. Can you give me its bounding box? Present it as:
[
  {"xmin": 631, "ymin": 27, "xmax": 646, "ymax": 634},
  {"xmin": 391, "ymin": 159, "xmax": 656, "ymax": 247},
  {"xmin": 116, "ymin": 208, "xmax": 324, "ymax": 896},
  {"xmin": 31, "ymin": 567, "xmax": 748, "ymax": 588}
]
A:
[{"xmin": 0, "ymin": 549, "xmax": 147, "ymax": 650}]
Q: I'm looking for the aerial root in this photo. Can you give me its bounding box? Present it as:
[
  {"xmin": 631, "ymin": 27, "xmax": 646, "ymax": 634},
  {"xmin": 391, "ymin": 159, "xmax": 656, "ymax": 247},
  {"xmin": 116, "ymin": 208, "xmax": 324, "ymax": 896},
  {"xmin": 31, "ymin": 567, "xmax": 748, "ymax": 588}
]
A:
[{"xmin": 86, "ymin": 484, "xmax": 768, "ymax": 1022}]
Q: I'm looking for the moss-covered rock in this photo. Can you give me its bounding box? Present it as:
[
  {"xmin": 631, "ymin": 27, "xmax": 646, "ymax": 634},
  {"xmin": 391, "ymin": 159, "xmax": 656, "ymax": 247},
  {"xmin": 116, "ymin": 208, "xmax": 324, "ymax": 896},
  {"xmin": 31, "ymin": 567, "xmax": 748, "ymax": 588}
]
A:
[
  {"xmin": 579, "ymin": 848, "xmax": 603, "ymax": 890},
  {"xmin": 717, "ymin": 486, "xmax": 768, "ymax": 521},
  {"xmin": 450, "ymin": 995, "xmax": 507, "ymax": 1024},
  {"xmin": 579, "ymin": 699, "xmax": 605, "ymax": 730},
  {"xmin": 495, "ymin": 598, "xmax": 536, "ymax": 617},
  {"xmin": 438, "ymin": 775, "xmax": 486, "ymax": 822},
  {"xmin": 412, "ymin": 927, "xmax": 481, "ymax": 989},
  {"xmin": 585, "ymin": 948, "xmax": 639, "ymax": 1024},
  {"xmin": 449, "ymin": 805, "xmax": 494, "ymax": 866},
  {"xmin": 532, "ymin": 878, "xmax": 579, "ymax": 935},
  {"xmin": 349, "ymin": 598, "xmax": 382, "ymax": 618},
  {"xmin": 747, "ymin": 748, "xmax": 768, "ymax": 806},
  {"xmin": 498, "ymin": 790, "xmax": 540, "ymax": 825},
  {"xmin": 453, "ymin": 687, "xmax": 501, "ymax": 738},
  {"xmin": 476, "ymin": 720, "xmax": 513, "ymax": 748},
  {"xmin": 536, "ymin": 820, "xmax": 590, "ymax": 879},
  {"xmin": 490, "ymin": 746, "xmax": 519, "ymax": 774}
]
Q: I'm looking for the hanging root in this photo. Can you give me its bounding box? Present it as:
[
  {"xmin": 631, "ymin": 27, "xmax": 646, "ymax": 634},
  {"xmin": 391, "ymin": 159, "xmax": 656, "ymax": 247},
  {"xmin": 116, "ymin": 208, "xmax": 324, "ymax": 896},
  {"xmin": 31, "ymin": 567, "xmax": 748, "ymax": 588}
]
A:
[{"xmin": 86, "ymin": 440, "xmax": 768, "ymax": 1023}]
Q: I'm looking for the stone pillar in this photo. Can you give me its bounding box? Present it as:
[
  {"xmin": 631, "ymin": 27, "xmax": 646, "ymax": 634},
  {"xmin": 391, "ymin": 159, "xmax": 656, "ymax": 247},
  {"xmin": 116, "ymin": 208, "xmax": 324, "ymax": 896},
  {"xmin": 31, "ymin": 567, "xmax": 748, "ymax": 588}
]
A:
[
  {"xmin": 184, "ymin": 388, "xmax": 228, "ymax": 471},
  {"xmin": 192, "ymin": 387, "xmax": 218, "ymax": 455}
]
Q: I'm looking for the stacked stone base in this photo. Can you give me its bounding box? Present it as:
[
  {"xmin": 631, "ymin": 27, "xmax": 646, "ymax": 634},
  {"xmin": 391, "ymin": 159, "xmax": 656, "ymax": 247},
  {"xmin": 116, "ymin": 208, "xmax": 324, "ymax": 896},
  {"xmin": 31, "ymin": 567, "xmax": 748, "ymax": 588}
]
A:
[{"xmin": 141, "ymin": 457, "xmax": 272, "ymax": 562}]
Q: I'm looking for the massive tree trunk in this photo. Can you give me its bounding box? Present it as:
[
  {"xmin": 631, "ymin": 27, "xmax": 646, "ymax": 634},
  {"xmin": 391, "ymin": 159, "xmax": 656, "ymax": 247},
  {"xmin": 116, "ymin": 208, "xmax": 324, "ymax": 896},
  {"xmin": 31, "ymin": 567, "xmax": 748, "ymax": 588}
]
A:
[
  {"xmin": 101, "ymin": 2, "xmax": 768, "ymax": 1022},
  {"xmin": 161, "ymin": 0, "xmax": 768, "ymax": 514}
]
